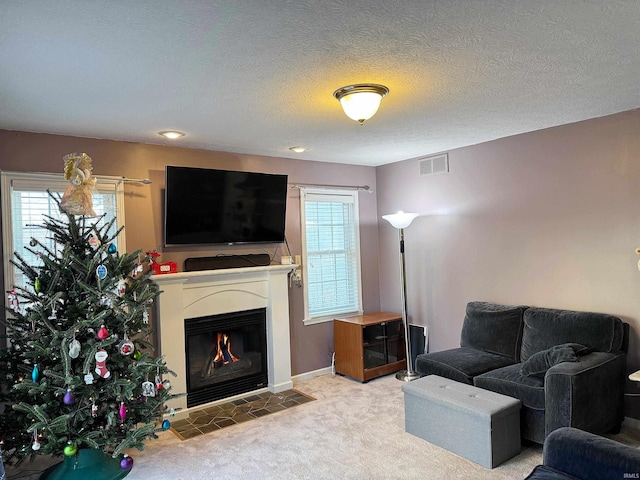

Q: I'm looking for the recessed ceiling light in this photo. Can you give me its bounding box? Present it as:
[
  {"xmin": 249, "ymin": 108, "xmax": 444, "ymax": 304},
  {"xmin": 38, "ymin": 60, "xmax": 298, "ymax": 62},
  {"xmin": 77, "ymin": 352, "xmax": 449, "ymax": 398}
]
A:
[
  {"xmin": 289, "ymin": 146, "xmax": 307, "ymax": 153},
  {"xmin": 159, "ymin": 131, "xmax": 185, "ymax": 139}
]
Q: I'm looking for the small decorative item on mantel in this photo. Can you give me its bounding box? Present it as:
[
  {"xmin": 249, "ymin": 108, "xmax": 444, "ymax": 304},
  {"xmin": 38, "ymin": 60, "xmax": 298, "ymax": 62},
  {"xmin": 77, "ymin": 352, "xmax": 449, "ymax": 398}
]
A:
[{"xmin": 146, "ymin": 250, "xmax": 178, "ymax": 275}]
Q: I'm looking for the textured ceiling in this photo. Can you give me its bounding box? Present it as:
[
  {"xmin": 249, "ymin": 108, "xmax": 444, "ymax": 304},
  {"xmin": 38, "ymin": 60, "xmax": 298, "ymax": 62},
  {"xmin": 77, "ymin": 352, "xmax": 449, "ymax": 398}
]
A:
[{"xmin": 1, "ymin": 1, "xmax": 639, "ymax": 167}]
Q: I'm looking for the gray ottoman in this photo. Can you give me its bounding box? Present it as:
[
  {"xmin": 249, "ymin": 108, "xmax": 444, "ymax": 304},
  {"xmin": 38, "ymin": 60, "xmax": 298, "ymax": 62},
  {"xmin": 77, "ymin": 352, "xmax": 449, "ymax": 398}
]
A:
[{"xmin": 402, "ymin": 375, "xmax": 521, "ymax": 468}]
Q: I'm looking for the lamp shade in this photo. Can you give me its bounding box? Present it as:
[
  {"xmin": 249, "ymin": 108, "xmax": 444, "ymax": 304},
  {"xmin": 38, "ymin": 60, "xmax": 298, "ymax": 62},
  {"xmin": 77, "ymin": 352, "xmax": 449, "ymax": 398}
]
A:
[
  {"xmin": 333, "ymin": 84, "xmax": 389, "ymax": 125},
  {"xmin": 382, "ymin": 211, "xmax": 419, "ymax": 229}
]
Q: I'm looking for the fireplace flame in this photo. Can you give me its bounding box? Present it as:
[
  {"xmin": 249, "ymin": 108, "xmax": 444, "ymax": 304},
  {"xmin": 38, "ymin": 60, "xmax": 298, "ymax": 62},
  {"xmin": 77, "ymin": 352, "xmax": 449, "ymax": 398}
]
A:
[{"xmin": 212, "ymin": 333, "xmax": 239, "ymax": 365}]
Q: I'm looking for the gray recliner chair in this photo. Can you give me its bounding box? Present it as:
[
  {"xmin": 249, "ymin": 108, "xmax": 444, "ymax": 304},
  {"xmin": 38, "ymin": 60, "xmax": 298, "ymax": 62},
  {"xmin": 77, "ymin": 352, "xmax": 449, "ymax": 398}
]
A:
[{"xmin": 525, "ymin": 427, "xmax": 640, "ymax": 479}]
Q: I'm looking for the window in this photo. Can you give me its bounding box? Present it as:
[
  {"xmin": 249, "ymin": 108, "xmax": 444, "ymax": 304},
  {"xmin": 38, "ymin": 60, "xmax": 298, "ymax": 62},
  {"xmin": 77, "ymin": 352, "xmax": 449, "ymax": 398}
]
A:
[
  {"xmin": 300, "ymin": 188, "xmax": 363, "ymax": 325},
  {"xmin": 1, "ymin": 172, "xmax": 125, "ymax": 291}
]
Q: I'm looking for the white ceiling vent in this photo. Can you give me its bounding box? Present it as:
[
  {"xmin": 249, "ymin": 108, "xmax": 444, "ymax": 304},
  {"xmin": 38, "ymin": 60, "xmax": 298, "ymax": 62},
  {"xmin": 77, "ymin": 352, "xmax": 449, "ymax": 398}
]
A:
[{"xmin": 419, "ymin": 153, "xmax": 449, "ymax": 176}]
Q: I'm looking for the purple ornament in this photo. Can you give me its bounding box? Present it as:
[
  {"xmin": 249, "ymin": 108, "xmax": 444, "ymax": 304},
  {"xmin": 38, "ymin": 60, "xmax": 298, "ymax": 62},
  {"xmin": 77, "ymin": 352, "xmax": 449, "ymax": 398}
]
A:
[
  {"xmin": 120, "ymin": 454, "xmax": 134, "ymax": 470},
  {"xmin": 63, "ymin": 389, "xmax": 75, "ymax": 405}
]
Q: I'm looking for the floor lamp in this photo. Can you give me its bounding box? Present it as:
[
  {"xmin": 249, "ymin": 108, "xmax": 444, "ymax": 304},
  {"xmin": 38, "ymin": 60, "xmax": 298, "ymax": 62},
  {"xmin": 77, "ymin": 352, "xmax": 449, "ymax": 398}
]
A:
[{"xmin": 382, "ymin": 211, "xmax": 420, "ymax": 382}]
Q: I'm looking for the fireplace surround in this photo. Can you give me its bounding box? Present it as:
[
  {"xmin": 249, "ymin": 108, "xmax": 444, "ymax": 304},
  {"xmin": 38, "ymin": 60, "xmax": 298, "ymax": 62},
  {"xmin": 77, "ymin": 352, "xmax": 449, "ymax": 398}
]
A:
[{"xmin": 152, "ymin": 265, "xmax": 294, "ymax": 419}]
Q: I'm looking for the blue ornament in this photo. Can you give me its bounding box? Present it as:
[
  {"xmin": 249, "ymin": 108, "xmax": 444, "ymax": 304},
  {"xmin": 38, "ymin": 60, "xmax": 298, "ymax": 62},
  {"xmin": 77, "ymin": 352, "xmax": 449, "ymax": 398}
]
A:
[
  {"xmin": 96, "ymin": 264, "xmax": 108, "ymax": 280},
  {"xmin": 32, "ymin": 364, "xmax": 39, "ymax": 382},
  {"xmin": 162, "ymin": 419, "xmax": 171, "ymax": 430},
  {"xmin": 108, "ymin": 244, "xmax": 117, "ymax": 254}
]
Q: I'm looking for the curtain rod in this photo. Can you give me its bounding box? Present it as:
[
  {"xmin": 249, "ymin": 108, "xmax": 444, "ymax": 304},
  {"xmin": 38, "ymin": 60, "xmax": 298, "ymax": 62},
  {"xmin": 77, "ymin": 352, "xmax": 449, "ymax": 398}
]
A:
[
  {"xmin": 290, "ymin": 183, "xmax": 373, "ymax": 193},
  {"xmin": 117, "ymin": 177, "xmax": 152, "ymax": 185}
]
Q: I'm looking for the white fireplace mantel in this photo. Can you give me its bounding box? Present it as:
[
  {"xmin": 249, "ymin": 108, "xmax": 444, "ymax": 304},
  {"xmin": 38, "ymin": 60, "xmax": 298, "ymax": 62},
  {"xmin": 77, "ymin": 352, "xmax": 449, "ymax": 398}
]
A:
[{"xmin": 152, "ymin": 265, "xmax": 295, "ymax": 417}]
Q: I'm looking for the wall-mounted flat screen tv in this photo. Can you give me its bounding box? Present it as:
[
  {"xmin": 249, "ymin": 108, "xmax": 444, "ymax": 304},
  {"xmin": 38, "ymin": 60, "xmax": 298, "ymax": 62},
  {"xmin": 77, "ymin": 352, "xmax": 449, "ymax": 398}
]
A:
[{"xmin": 164, "ymin": 166, "xmax": 288, "ymax": 246}]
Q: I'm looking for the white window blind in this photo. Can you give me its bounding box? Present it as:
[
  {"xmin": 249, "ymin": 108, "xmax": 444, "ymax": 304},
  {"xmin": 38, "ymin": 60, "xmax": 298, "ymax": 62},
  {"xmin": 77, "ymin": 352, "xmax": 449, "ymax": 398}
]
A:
[
  {"xmin": 300, "ymin": 188, "xmax": 363, "ymax": 324},
  {"xmin": 1, "ymin": 172, "xmax": 125, "ymax": 291}
]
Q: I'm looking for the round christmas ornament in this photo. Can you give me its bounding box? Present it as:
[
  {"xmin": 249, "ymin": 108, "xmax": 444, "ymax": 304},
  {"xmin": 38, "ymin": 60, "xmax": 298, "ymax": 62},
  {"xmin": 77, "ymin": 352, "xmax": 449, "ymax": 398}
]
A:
[
  {"xmin": 120, "ymin": 454, "xmax": 134, "ymax": 470},
  {"xmin": 97, "ymin": 325, "xmax": 109, "ymax": 340},
  {"xmin": 162, "ymin": 419, "xmax": 171, "ymax": 430},
  {"xmin": 108, "ymin": 243, "xmax": 117, "ymax": 254},
  {"xmin": 63, "ymin": 388, "xmax": 76, "ymax": 405},
  {"xmin": 133, "ymin": 350, "xmax": 142, "ymax": 361},
  {"xmin": 118, "ymin": 336, "xmax": 134, "ymax": 356},
  {"xmin": 63, "ymin": 443, "xmax": 77, "ymax": 456}
]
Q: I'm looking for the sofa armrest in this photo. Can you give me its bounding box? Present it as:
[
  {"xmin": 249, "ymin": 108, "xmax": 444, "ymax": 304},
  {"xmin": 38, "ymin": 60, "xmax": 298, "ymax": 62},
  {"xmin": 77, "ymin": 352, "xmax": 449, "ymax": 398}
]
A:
[
  {"xmin": 542, "ymin": 427, "xmax": 640, "ymax": 480},
  {"xmin": 545, "ymin": 351, "xmax": 626, "ymax": 436}
]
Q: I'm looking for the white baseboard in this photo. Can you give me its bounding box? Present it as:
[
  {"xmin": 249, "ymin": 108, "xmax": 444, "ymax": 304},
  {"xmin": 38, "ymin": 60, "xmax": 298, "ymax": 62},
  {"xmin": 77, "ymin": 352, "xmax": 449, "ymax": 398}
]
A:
[{"xmin": 292, "ymin": 366, "xmax": 333, "ymax": 383}]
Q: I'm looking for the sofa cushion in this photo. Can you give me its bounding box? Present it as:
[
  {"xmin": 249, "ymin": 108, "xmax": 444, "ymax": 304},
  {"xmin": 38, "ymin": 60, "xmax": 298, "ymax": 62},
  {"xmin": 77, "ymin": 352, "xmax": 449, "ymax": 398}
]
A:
[
  {"xmin": 520, "ymin": 343, "xmax": 590, "ymax": 377},
  {"xmin": 415, "ymin": 347, "xmax": 516, "ymax": 385},
  {"xmin": 524, "ymin": 465, "xmax": 578, "ymax": 480},
  {"xmin": 460, "ymin": 301, "xmax": 528, "ymax": 362},
  {"xmin": 474, "ymin": 363, "xmax": 546, "ymax": 410},
  {"xmin": 520, "ymin": 307, "xmax": 624, "ymax": 361}
]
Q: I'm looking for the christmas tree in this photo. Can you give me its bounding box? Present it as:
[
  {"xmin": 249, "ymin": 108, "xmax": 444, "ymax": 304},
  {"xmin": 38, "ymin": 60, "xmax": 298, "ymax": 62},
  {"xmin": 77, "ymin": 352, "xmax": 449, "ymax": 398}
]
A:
[{"xmin": 0, "ymin": 155, "xmax": 176, "ymax": 473}]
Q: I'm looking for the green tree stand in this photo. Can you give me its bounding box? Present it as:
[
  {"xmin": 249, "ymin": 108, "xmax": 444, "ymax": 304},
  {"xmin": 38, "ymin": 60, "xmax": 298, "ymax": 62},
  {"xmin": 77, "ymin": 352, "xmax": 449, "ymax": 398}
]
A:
[{"xmin": 39, "ymin": 449, "xmax": 129, "ymax": 480}]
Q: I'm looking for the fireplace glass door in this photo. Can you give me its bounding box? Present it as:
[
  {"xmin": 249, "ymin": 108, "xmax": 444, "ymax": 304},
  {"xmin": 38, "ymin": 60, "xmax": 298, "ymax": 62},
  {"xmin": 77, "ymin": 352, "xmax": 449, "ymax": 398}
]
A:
[{"xmin": 185, "ymin": 308, "xmax": 268, "ymax": 408}]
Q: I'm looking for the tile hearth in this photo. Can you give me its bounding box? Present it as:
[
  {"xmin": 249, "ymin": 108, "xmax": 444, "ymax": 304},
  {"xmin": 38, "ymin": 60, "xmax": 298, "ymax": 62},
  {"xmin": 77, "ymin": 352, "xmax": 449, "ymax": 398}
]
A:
[{"xmin": 169, "ymin": 389, "xmax": 315, "ymax": 440}]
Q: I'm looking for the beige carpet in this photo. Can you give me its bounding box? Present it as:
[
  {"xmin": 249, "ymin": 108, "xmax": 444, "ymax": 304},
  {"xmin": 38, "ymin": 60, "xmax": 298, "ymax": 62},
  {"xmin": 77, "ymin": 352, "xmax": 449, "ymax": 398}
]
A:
[
  {"xmin": 125, "ymin": 373, "xmax": 544, "ymax": 480},
  {"xmin": 9, "ymin": 373, "xmax": 640, "ymax": 479}
]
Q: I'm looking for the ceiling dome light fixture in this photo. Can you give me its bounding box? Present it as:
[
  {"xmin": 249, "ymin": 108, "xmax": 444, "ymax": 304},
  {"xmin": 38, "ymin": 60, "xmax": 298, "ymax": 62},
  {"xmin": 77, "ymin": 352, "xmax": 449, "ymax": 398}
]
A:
[
  {"xmin": 289, "ymin": 146, "xmax": 307, "ymax": 153},
  {"xmin": 158, "ymin": 131, "xmax": 185, "ymax": 139},
  {"xmin": 333, "ymin": 83, "xmax": 389, "ymax": 125}
]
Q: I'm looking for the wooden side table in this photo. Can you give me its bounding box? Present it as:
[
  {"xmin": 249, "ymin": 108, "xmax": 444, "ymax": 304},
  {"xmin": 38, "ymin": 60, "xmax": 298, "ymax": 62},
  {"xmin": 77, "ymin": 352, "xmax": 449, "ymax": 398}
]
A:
[{"xmin": 334, "ymin": 312, "xmax": 406, "ymax": 382}]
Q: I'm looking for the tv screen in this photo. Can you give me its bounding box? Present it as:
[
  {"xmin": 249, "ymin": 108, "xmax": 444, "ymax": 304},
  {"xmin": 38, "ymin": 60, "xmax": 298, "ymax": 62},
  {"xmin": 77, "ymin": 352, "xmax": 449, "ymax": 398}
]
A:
[{"xmin": 164, "ymin": 166, "xmax": 288, "ymax": 246}]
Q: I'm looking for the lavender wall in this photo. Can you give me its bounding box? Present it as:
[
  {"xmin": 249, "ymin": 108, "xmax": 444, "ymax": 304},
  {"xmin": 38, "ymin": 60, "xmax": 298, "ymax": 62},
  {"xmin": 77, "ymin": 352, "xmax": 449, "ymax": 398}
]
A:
[
  {"xmin": 0, "ymin": 130, "xmax": 381, "ymax": 376},
  {"xmin": 376, "ymin": 110, "xmax": 640, "ymax": 413}
]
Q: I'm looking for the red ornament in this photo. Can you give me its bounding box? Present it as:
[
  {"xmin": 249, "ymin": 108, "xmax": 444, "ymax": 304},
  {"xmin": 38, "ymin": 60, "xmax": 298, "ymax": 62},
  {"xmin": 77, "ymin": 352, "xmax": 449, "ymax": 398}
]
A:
[{"xmin": 97, "ymin": 325, "xmax": 109, "ymax": 340}]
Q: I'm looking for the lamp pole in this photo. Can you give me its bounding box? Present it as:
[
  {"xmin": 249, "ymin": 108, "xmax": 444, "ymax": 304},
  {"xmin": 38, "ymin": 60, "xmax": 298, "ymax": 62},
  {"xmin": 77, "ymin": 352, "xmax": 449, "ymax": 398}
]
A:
[{"xmin": 382, "ymin": 211, "xmax": 421, "ymax": 382}]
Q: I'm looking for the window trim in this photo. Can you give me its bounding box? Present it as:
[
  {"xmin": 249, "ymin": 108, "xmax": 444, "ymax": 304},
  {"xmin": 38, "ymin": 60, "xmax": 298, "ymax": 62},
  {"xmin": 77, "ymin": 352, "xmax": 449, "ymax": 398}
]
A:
[
  {"xmin": 299, "ymin": 187, "xmax": 363, "ymax": 326},
  {"xmin": 1, "ymin": 171, "xmax": 126, "ymax": 292}
]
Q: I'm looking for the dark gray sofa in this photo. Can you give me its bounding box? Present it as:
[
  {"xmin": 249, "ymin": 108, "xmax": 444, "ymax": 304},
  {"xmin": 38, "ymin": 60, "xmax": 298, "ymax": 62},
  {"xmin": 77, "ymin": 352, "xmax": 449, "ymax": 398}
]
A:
[
  {"xmin": 415, "ymin": 301, "xmax": 628, "ymax": 444},
  {"xmin": 524, "ymin": 427, "xmax": 640, "ymax": 479}
]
